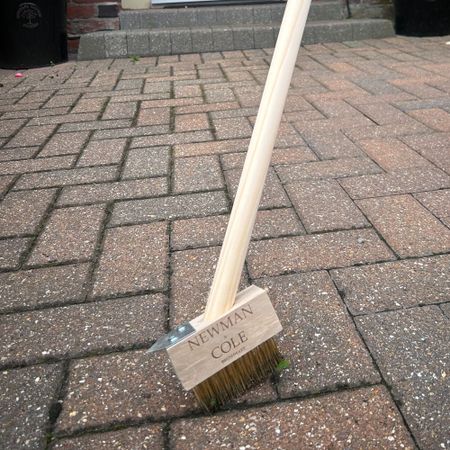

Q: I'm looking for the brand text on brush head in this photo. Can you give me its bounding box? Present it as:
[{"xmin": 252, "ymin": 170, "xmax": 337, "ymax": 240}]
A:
[{"xmin": 187, "ymin": 306, "xmax": 254, "ymax": 354}]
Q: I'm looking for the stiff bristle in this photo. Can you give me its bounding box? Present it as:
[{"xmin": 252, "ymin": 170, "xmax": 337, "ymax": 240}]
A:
[{"xmin": 192, "ymin": 338, "xmax": 282, "ymax": 411}]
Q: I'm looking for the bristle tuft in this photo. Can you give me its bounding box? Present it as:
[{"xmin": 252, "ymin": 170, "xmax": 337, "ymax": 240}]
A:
[{"xmin": 193, "ymin": 338, "xmax": 282, "ymax": 411}]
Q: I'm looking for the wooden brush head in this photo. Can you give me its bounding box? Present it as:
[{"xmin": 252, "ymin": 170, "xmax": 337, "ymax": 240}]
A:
[{"xmin": 167, "ymin": 285, "xmax": 283, "ymax": 392}]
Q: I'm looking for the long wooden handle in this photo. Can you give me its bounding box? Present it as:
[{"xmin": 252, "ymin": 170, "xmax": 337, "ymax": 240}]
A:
[{"xmin": 204, "ymin": 0, "xmax": 312, "ymax": 321}]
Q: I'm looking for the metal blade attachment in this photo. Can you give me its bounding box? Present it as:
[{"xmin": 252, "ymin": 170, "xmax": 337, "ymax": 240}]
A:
[{"xmin": 148, "ymin": 322, "xmax": 195, "ymax": 352}]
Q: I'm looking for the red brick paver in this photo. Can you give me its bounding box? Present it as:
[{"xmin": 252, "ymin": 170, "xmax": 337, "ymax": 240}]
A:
[{"xmin": 1, "ymin": 36, "xmax": 450, "ymax": 449}]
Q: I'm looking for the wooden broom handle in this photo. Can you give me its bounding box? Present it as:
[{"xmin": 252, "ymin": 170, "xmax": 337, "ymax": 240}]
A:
[{"xmin": 204, "ymin": 0, "xmax": 312, "ymax": 321}]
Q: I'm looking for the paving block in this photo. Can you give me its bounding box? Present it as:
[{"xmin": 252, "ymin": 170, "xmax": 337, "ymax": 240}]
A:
[
  {"xmin": 5, "ymin": 124, "xmax": 56, "ymax": 148},
  {"xmin": 286, "ymin": 179, "xmax": 368, "ymax": 232},
  {"xmin": 276, "ymin": 157, "xmax": 381, "ymax": 183},
  {"xmin": 259, "ymin": 272, "xmax": 380, "ymax": 396},
  {"xmin": 171, "ymin": 208, "xmax": 304, "ymax": 251},
  {"xmin": 340, "ymin": 167, "xmax": 450, "ymax": 199},
  {"xmin": 0, "ymin": 189, "xmax": 56, "ymax": 238},
  {"xmin": 0, "ymin": 364, "xmax": 63, "ymax": 450},
  {"xmin": 356, "ymin": 307, "xmax": 449, "ymax": 449},
  {"xmin": 0, "ymin": 263, "xmax": 90, "ymax": 313},
  {"xmin": 52, "ymin": 424, "xmax": 164, "ymax": 449},
  {"xmin": 170, "ymin": 30, "xmax": 193, "ymax": 55},
  {"xmin": 357, "ymin": 194, "xmax": 450, "ymax": 258},
  {"xmin": 247, "ymin": 229, "xmax": 395, "ymax": 278},
  {"xmin": 174, "ymin": 155, "xmax": 223, "ymax": 193},
  {"xmin": 196, "ymin": 8, "xmax": 217, "ymax": 26},
  {"xmin": 216, "ymin": 6, "xmax": 253, "ymax": 26},
  {"xmin": 149, "ymin": 30, "xmax": 171, "ymax": 56},
  {"xmin": 253, "ymin": 25, "xmax": 275, "ymax": 49},
  {"xmin": 225, "ymin": 167, "xmax": 290, "ymax": 209},
  {"xmin": 351, "ymin": 19, "xmax": 395, "ymax": 40},
  {"xmin": 191, "ymin": 28, "xmax": 214, "ymax": 53},
  {"xmin": 358, "ymin": 138, "xmax": 431, "ymax": 171},
  {"xmin": 170, "ymin": 246, "xmax": 248, "ymax": 324},
  {"xmin": 92, "ymin": 222, "xmax": 168, "ymax": 298},
  {"xmin": 0, "ymin": 294, "xmax": 166, "ymax": 366},
  {"xmin": 56, "ymin": 350, "xmax": 199, "ymax": 434},
  {"xmin": 119, "ymin": 11, "xmax": 142, "ymax": 29},
  {"xmin": 14, "ymin": 166, "xmax": 118, "ymax": 190},
  {"xmin": 110, "ymin": 191, "xmax": 229, "ymax": 225},
  {"xmin": 58, "ymin": 178, "xmax": 167, "ymax": 206},
  {"xmin": 331, "ymin": 254, "xmax": 450, "ymax": 315},
  {"xmin": 170, "ymin": 387, "xmax": 414, "ymax": 449},
  {"xmin": 27, "ymin": 205, "xmax": 105, "ymax": 266},
  {"xmin": 312, "ymin": 21, "xmax": 353, "ymax": 43},
  {"xmin": 0, "ymin": 238, "xmax": 31, "ymax": 270},
  {"xmin": 122, "ymin": 147, "xmax": 170, "ymax": 179},
  {"xmin": 232, "ymin": 27, "xmax": 254, "ymax": 51},
  {"xmin": 252, "ymin": 6, "xmax": 272, "ymax": 24},
  {"xmin": 105, "ymin": 31, "xmax": 128, "ymax": 58},
  {"xmin": 127, "ymin": 30, "xmax": 150, "ymax": 56},
  {"xmin": 78, "ymin": 33, "xmax": 106, "ymax": 61}
]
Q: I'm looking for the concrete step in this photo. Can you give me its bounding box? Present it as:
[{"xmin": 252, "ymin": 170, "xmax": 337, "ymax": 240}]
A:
[
  {"xmin": 78, "ymin": 19, "xmax": 395, "ymax": 60},
  {"xmin": 119, "ymin": 2, "xmax": 343, "ymax": 30}
]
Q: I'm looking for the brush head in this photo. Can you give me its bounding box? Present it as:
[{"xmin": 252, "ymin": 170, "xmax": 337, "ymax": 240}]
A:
[{"xmin": 193, "ymin": 337, "xmax": 283, "ymax": 411}]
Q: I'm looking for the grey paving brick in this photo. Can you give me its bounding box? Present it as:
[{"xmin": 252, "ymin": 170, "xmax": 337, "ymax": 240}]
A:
[
  {"xmin": 0, "ymin": 175, "xmax": 14, "ymax": 197},
  {"xmin": 39, "ymin": 131, "xmax": 90, "ymax": 157},
  {"xmin": 105, "ymin": 32, "xmax": 128, "ymax": 59},
  {"xmin": 5, "ymin": 124, "xmax": 56, "ymax": 148},
  {"xmin": 0, "ymin": 155, "xmax": 75, "ymax": 176},
  {"xmin": 191, "ymin": 28, "xmax": 214, "ymax": 53},
  {"xmin": 149, "ymin": 30, "xmax": 171, "ymax": 56},
  {"xmin": 212, "ymin": 27, "xmax": 234, "ymax": 52},
  {"xmin": 171, "ymin": 207, "xmax": 304, "ymax": 250},
  {"xmin": 352, "ymin": 19, "xmax": 394, "ymax": 40},
  {"xmin": 170, "ymin": 30, "xmax": 193, "ymax": 55},
  {"xmin": 78, "ymin": 33, "xmax": 106, "ymax": 61},
  {"xmin": 77, "ymin": 138, "xmax": 126, "ymax": 167},
  {"xmin": 127, "ymin": 30, "xmax": 150, "ymax": 57},
  {"xmin": 232, "ymin": 27, "xmax": 254, "ymax": 51},
  {"xmin": 170, "ymin": 246, "xmax": 248, "ymax": 325},
  {"xmin": 299, "ymin": 129, "xmax": 363, "ymax": 159},
  {"xmin": 253, "ymin": 25, "xmax": 275, "ymax": 49}
]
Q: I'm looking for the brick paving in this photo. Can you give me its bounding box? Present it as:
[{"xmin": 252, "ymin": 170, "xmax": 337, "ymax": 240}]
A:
[{"xmin": 0, "ymin": 36, "xmax": 449, "ymax": 450}]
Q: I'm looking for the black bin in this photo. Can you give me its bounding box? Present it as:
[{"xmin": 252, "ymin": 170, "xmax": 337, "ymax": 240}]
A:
[
  {"xmin": 0, "ymin": 0, "xmax": 67, "ymax": 69},
  {"xmin": 394, "ymin": 0, "xmax": 450, "ymax": 36}
]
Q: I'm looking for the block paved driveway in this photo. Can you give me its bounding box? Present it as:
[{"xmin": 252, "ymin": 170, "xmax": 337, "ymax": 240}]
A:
[{"xmin": 1, "ymin": 36, "xmax": 449, "ymax": 449}]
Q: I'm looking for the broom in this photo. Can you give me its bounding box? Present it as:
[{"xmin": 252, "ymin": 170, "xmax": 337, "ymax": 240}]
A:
[{"xmin": 150, "ymin": 0, "xmax": 312, "ymax": 410}]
